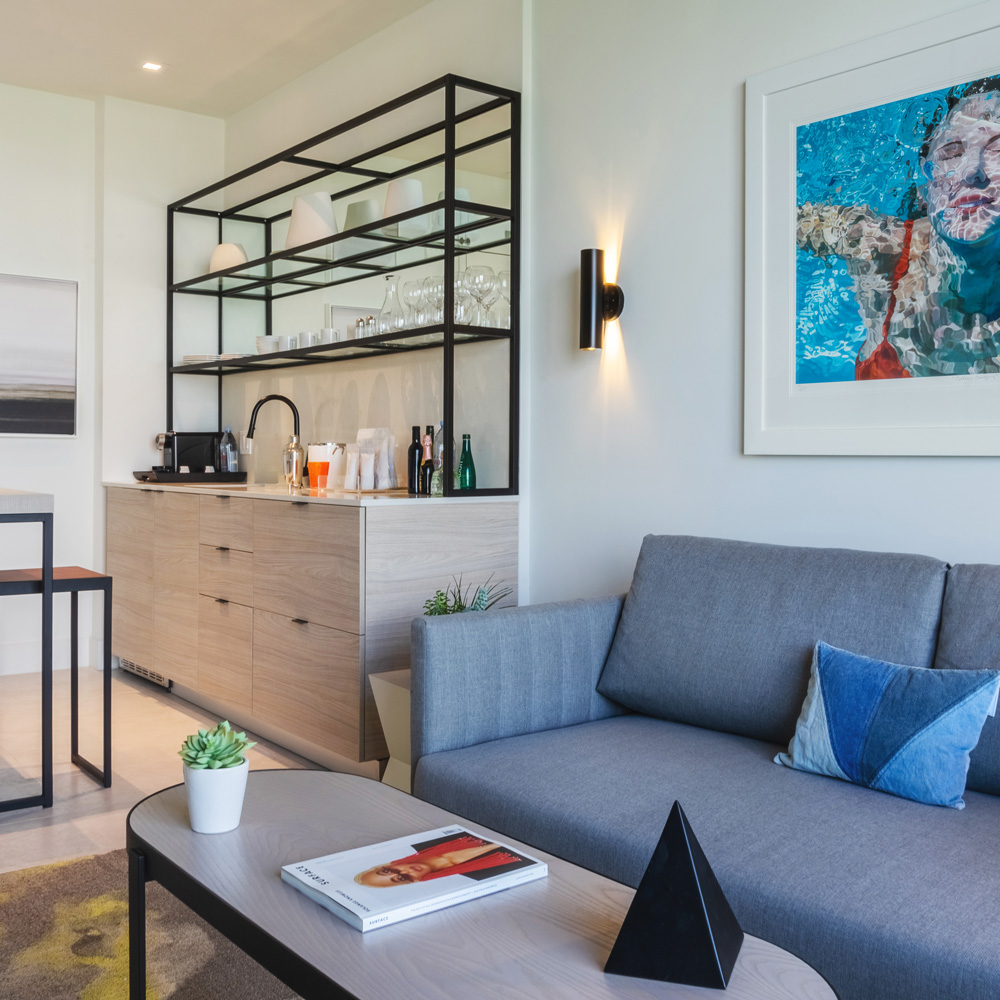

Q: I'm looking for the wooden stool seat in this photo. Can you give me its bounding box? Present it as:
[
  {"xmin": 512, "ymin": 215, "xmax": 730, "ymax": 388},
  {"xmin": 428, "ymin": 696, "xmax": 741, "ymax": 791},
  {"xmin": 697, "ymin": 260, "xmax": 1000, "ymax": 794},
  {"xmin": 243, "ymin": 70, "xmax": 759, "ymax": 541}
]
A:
[{"xmin": 0, "ymin": 565, "xmax": 112, "ymax": 788}]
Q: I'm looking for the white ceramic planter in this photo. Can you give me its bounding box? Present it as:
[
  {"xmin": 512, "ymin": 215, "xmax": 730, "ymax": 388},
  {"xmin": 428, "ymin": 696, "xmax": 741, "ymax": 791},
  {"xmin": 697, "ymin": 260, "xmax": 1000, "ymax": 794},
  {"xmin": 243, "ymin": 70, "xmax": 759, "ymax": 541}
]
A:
[{"xmin": 183, "ymin": 759, "xmax": 249, "ymax": 834}]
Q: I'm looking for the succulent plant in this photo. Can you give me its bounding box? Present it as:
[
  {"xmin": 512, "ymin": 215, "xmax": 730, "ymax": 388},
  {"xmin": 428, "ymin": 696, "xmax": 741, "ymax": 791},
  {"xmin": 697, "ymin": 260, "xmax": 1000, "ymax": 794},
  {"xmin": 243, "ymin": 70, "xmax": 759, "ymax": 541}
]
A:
[
  {"xmin": 179, "ymin": 720, "xmax": 256, "ymax": 770},
  {"xmin": 423, "ymin": 574, "xmax": 512, "ymax": 616}
]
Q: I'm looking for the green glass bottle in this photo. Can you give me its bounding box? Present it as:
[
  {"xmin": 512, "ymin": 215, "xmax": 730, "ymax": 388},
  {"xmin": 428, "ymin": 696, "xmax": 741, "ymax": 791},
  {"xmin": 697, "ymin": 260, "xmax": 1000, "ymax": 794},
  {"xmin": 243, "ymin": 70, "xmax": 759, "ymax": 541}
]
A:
[{"xmin": 458, "ymin": 433, "xmax": 476, "ymax": 490}]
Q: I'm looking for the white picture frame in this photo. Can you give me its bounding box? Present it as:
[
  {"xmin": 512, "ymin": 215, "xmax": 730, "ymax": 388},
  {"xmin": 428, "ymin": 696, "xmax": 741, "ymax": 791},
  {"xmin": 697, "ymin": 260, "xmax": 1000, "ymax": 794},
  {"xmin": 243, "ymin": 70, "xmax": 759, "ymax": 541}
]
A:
[
  {"xmin": 745, "ymin": 1, "xmax": 1000, "ymax": 455},
  {"xmin": 0, "ymin": 272, "xmax": 78, "ymax": 437}
]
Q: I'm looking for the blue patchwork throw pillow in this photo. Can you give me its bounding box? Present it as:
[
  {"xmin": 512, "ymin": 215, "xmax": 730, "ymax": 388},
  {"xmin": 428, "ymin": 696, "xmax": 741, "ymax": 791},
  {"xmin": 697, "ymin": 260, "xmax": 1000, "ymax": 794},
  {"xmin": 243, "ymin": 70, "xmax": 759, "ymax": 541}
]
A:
[{"xmin": 776, "ymin": 641, "xmax": 1000, "ymax": 809}]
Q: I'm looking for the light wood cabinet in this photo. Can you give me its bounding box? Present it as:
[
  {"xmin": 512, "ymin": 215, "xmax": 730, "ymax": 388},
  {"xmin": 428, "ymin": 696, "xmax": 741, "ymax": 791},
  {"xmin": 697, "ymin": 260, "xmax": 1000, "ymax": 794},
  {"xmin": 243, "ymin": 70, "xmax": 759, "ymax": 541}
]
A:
[
  {"xmin": 200, "ymin": 494, "xmax": 253, "ymax": 551},
  {"xmin": 197, "ymin": 596, "xmax": 253, "ymax": 714},
  {"xmin": 107, "ymin": 485, "xmax": 517, "ymax": 765},
  {"xmin": 252, "ymin": 501, "xmax": 363, "ymax": 633},
  {"xmin": 199, "ymin": 545, "xmax": 253, "ymax": 607},
  {"xmin": 252, "ymin": 609, "xmax": 362, "ymax": 761},
  {"xmin": 106, "ymin": 488, "xmax": 154, "ymax": 667},
  {"xmin": 152, "ymin": 491, "xmax": 200, "ymax": 688}
]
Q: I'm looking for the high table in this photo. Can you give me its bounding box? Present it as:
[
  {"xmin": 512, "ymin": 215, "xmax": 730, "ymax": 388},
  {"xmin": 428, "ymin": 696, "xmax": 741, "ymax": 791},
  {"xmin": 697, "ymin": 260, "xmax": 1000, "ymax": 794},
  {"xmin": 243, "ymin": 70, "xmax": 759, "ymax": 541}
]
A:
[
  {"xmin": 0, "ymin": 488, "xmax": 54, "ymax": 811},
  {"xmin": 127, "ymin": 771, "xmax": 837, "ymax": 1000}
]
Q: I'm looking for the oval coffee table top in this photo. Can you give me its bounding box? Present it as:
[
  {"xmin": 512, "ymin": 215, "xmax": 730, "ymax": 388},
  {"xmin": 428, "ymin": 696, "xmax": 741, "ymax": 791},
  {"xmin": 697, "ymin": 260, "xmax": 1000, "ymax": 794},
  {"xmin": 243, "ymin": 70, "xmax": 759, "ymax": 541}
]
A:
[{"xmin": 128, "ymin": 770, "xmax": 837, "ymax": 1000}]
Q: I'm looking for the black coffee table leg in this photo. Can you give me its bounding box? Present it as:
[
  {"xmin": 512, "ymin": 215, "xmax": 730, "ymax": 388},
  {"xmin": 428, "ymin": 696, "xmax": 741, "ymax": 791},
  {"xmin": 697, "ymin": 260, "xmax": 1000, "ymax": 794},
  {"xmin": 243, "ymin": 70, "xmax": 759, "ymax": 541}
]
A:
[{"xmin": 129, "ymin": 847, "xmax": 147, "ymax": 999}]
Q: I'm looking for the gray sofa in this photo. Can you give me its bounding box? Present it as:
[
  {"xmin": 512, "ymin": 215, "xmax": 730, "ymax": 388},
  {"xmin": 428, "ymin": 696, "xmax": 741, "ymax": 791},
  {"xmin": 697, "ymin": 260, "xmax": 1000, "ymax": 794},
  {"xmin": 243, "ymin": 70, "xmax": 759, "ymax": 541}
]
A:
[{"xmin": 410, "ymin": 535, "xmax": 1000, "ymax": 1000}]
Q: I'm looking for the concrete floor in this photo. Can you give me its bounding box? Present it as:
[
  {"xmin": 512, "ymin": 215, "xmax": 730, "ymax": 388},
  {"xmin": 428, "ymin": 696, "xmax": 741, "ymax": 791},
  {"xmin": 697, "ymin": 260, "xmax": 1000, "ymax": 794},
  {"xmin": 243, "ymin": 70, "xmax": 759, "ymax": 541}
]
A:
[{"xmin": 0, "ymin": 667, "xmax": 316, "ymax": 873}]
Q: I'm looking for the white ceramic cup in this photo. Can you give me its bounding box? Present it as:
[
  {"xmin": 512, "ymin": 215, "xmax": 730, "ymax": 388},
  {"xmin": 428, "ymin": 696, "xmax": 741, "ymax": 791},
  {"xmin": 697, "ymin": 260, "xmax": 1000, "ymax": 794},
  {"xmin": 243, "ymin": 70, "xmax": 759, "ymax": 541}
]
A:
[
  {"xmin": 301, "ymin": 331, "xmax": 320, "ymax": 347},
  {"xmin": 256, "ymin": 335, "xmax": 279, "ymax": 354},
  {"xmin": 278, "ymin": 334, "xmax": 298, "ymax": 351},
  {"xmin": 319, "ymin": 327, "xmax": 338, "ymax": 344}
]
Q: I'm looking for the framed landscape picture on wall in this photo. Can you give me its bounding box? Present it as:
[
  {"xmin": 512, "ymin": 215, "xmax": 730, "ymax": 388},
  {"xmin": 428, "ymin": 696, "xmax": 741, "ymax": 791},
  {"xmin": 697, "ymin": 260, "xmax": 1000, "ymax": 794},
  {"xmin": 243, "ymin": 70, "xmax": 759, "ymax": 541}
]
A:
[
  {"xmin": 745, "ymin": 1, "xmax": 1000, "ymax": 454},
  {"xmin": 0, "ymin": 273, "xmax": 77, "ymax": 436}
]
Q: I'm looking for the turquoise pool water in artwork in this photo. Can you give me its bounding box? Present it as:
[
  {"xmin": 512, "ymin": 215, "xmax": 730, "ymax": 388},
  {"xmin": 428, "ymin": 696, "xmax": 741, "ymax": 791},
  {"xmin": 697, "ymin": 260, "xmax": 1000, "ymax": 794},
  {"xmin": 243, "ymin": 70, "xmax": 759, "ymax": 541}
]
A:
[{"xmin": 795, "ymin": 86, "xmax": 952, "ymax": 383}]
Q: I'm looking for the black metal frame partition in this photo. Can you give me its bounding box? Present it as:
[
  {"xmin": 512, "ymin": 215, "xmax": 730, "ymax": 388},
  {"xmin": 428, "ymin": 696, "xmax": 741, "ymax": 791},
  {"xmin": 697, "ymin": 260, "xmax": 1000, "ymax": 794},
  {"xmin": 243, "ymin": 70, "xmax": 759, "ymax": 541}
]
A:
[{"xmin": 166, "ymin": 75, "xmax": 520, "ymax": 497}]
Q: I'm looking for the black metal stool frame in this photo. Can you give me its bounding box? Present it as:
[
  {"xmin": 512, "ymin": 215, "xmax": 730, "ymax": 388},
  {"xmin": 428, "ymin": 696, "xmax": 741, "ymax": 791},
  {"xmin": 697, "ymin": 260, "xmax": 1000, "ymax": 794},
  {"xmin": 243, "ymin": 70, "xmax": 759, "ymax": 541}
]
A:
[{"xmin": 0, "ymin": 567, "xmax": 112, "ymax": 793}]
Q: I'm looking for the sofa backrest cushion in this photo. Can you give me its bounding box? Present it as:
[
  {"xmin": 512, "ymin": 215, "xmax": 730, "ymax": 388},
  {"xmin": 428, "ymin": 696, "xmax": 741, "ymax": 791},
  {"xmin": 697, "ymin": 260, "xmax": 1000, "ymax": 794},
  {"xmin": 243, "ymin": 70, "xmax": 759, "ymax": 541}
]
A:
[
  {"xmin": 596, "ymin": 535, "xmax": 948, "ymax": 744},
  {"xmin": 933, "ymin": 563, "xmax": 1000, "ymax": 795}
]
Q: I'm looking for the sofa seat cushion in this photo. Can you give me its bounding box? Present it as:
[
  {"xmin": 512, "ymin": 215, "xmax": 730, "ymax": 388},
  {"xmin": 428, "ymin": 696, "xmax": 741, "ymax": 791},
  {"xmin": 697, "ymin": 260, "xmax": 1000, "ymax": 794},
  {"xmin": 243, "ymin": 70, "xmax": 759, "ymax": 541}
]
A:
[
  {"xmin": 416, "ymin": 715, "xmax": 1000, "ymax": 1000},
  {"xmin": 596, "ymin": 535, "xmax": 948, "ymax": 743}
]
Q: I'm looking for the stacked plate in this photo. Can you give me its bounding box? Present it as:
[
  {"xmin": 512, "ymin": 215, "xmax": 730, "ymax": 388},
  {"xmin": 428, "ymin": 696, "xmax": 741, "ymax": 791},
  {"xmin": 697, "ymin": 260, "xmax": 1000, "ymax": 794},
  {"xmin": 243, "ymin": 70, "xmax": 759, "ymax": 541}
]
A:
[{"xmin": 182, "ymin": 354, "xmax": 220, "ymax": 364}]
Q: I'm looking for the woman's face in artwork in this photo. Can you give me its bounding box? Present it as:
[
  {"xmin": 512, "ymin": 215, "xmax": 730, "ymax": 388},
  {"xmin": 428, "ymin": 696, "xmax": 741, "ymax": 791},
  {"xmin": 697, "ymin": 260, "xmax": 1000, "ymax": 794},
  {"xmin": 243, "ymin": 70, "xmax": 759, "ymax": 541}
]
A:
[
  {"xmin": 357, "ymin": 861, "xmax": 431, "ymax": 887},
  {"xmin": 922, "ymin": 93, "xmax": 1000, "ymax": 246}
]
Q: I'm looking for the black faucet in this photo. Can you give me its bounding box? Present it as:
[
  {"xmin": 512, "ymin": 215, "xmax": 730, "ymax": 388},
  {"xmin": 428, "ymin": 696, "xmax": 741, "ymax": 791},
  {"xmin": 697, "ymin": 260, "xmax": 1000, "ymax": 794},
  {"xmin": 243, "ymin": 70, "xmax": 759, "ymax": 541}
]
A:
[{"xmin": 246, "ymin": 394, "xmax": 300, "ymax": 446}]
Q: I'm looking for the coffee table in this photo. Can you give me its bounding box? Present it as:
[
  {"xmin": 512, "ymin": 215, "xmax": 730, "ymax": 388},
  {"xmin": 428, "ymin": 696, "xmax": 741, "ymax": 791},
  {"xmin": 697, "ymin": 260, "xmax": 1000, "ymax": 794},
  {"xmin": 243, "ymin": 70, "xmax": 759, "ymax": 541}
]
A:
[{"xmin": 126, "ymin": 770, "xmax": 837, "ymax": 1000}]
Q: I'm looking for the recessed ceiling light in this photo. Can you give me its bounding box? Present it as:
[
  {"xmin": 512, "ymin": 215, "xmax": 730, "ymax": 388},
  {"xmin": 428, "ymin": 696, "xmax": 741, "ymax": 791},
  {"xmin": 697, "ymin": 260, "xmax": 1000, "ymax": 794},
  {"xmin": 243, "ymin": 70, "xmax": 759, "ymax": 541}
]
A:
[{"xmin": 142, "ymin": 62, "xmax": 162, "ymax": 71}]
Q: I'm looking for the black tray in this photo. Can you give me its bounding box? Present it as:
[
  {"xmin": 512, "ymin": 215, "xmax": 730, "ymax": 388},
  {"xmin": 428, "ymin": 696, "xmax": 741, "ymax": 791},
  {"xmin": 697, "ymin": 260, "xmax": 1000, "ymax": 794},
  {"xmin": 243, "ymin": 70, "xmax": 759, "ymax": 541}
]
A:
[{"xmin": 133, "ymin": 471, "xmax": 248, "ymax": 484}]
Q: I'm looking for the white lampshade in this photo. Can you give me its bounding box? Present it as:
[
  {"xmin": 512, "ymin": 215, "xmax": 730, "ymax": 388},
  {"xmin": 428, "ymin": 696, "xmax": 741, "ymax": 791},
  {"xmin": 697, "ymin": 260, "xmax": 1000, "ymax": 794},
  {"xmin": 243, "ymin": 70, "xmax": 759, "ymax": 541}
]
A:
[
  {"xmin": 337, "ymin": 198, "xmax": 388, "ymax": 263},
  {"xmin": 286, "ymin": 192, "xmax": 337, "ymax": 251},
  {"xmin": 208, "ymin": 242, "xmax": 248, "ymax": 273},
  {"xmin": 382, "ymin": 178, "xmax": 428, "ymax": 238}
]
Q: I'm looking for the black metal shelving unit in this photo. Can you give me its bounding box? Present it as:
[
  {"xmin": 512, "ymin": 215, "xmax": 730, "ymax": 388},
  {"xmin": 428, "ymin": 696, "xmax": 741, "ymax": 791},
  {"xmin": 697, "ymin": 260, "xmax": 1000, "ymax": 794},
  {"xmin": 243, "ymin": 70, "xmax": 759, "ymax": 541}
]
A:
[{"xmin": 166, "ymin": 74, "xmax": 519, "ymax": 497}]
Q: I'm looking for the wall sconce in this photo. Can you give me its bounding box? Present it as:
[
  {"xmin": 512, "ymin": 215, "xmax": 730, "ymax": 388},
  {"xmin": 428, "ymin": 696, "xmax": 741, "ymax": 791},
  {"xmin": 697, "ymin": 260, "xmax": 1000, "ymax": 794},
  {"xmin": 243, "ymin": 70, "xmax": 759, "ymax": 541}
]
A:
[{"xmin": 580, "ymin": 248, "xmax": 625, "ymax": 350}]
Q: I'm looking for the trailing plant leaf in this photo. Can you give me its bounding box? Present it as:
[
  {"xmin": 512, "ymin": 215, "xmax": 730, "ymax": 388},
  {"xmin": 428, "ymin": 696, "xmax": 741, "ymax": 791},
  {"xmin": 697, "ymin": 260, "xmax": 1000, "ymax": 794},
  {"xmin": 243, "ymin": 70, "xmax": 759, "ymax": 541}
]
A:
[{"xmin": 179, "ymin": 720, "xmax": 256, "ymax": 770}]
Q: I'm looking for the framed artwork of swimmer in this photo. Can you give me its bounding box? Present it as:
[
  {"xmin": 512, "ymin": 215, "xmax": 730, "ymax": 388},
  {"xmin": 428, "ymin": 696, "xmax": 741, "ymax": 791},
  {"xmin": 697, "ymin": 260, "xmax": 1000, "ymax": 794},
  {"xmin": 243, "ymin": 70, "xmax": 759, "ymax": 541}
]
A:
[{"xmin": 745, "ymin": 3, "xmax": 1000, "ymax": 455}]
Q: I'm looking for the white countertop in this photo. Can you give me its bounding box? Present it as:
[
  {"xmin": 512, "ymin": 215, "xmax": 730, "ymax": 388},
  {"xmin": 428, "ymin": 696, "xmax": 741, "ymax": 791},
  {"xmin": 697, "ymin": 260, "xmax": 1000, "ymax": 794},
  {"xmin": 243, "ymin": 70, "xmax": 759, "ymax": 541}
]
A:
[
  {"xmin": 103, "ymin": 481, "xmax": 516, "ymax": 506},
  {"xmin": 0, "ymin": 488, "xmax": 54, "ymax": 515}
]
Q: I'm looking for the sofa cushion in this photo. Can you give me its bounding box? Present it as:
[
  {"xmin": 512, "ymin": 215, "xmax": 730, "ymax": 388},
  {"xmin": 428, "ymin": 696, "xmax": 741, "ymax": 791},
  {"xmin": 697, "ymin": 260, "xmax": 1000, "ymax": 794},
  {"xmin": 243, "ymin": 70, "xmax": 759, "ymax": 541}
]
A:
[
  {"xmin": 776, "ymin": 641, "xmax": 1000, "ymax": 808},
  {"xmin": 415, "ymin": 715, "xmax": 1000, "ymax": 1000},
  {"xmin": 596, "ymin": 535, "xmax": 948, "ymax": 743},
  {"xmin": 934, "ymin": 563, "xmax": 1000, "ymax": 795}
]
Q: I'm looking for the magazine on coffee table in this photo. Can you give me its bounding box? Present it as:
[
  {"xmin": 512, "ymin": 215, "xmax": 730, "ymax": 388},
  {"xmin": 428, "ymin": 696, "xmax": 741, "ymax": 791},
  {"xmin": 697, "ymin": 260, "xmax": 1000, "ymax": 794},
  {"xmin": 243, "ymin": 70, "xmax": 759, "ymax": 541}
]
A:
[{"xmin": 280, "ymin": 824, "xmax": 547, "ymax": 931}]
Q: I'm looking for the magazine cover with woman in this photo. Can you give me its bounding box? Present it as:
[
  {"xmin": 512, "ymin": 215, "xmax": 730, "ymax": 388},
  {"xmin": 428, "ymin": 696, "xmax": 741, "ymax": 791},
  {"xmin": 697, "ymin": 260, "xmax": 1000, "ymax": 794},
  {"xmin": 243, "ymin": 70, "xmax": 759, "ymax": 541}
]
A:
[{"xmin": 280, "ymin": 825, "xmax": 547, "ymax": 931}]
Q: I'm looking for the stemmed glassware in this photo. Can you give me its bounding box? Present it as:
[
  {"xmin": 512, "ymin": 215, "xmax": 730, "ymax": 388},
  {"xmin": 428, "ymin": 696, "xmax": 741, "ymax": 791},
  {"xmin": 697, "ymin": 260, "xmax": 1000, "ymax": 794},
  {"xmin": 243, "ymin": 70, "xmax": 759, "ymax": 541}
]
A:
[
  {"xmin": 401, "ymin": 280, "xmax": 423, "ymax": 329},
  {"xmin": 422, "ymin": 275, "xmax": 445, "ymax": 325},
  {"xmin": 461, "ymin": 265, "xmax": 496, "ymax": 326},
  {"xmin": 492, "ymin": 269, "xmax": 511, "ymax": 329},
  {"xmin": 454, "ymin": 275, "xmax": 474, "ymax": 324}
]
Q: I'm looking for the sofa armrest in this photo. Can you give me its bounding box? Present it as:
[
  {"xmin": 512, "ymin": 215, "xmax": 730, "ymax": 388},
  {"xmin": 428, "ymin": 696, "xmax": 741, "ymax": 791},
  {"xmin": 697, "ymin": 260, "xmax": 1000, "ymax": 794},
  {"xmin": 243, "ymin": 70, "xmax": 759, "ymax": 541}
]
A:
[{"xmin": 411, "ymin": 594, "xmax": 626, "ymax": 765}]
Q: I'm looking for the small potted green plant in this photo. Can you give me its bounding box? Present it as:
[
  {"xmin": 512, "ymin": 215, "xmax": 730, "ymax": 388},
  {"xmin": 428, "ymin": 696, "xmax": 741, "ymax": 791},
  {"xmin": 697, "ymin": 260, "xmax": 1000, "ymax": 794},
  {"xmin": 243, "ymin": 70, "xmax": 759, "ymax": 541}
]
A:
[
  {"xmin": 423, "ymin": 574, "xmax": 512, "ymax": 616},
  {"xmin": 179, "ymin": 720, "xmax": 257, "ymax": 834}
]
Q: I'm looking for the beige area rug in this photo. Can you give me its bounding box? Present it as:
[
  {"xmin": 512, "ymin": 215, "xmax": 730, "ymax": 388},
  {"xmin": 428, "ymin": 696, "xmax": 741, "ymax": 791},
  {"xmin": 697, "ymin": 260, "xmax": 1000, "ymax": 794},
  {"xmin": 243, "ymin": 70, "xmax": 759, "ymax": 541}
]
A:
[{"xmin": 0, "ymin": 849, "xmax": 301, "ymax": 999}]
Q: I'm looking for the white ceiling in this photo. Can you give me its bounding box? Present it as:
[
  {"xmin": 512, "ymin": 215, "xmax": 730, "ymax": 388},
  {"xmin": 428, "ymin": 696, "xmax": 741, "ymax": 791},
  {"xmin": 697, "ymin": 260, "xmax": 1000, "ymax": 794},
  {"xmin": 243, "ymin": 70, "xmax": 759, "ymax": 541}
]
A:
[{"xmin": 0, "ymin": 0, "xmax": 434, "ymax": 117}]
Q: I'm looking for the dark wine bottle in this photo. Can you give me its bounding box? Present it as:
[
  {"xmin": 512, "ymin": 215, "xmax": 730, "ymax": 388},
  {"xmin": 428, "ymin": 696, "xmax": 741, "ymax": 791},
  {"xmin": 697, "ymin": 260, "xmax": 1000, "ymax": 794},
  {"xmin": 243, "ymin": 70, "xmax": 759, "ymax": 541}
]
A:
[{"xmin": 407, "ymin": 425, "xmax": 421, "ymax": 495}]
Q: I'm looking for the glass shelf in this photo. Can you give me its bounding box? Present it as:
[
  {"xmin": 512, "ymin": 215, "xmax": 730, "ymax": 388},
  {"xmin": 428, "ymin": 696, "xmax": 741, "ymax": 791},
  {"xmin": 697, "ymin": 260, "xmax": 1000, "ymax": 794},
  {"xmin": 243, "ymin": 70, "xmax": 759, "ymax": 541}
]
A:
[
  {"xmin": 169, "ymin": 324, "xmax": 513, "ymax": 375},
  {"xmin": 174, "ymin": 203, "xmax": 511, "ymax": 300}
]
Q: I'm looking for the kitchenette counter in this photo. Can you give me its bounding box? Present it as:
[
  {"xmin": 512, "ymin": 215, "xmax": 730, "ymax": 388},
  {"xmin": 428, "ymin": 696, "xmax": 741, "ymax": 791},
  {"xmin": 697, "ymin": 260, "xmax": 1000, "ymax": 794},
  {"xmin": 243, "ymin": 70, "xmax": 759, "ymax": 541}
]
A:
[
  {"xmin": 103, "ymin": 480, "xmax": 518, "ymax": 769},
  {"xmin": 103, "ymin": 481, "xmax": 516, "ymax": 506}
]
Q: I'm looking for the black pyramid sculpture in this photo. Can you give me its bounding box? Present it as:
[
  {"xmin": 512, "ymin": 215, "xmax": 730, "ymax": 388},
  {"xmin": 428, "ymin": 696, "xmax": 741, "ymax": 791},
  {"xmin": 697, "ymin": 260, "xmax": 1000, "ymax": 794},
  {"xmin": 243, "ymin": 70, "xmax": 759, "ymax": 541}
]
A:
[{"xmin": 604, "ymin": 801, "xmax": 744, "ymax": 989}]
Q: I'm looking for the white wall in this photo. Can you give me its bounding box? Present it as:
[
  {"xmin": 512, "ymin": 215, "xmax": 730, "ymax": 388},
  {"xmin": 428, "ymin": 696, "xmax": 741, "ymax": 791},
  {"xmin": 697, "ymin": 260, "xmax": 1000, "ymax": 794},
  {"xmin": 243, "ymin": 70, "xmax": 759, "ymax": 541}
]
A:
[
  {"xmin": 0, "ymin": 84, "xmax": 96, "ymax": 673},
  {"xmin": 100, "ymin": 97, "xmax": 225, "ymax": 481},
  {"xmin": 526, "ymin": 0, "xmax": 996, "ymax": 603}
]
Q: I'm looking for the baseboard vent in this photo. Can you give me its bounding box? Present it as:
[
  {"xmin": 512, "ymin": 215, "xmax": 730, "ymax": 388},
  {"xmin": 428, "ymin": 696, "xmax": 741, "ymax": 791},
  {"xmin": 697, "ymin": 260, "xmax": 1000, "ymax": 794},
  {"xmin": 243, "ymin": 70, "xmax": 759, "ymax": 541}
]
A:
[{"xmin": 119, "ymin": 658, "xmax": 170, "ymax": 688}]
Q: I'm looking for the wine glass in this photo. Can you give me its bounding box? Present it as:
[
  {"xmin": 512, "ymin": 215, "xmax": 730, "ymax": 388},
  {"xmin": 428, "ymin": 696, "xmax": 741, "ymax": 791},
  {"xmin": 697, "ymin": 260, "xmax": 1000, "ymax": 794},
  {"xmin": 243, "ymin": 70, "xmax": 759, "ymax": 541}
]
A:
[
  {"xmin": 461, "ymin": 265, "xmax": 496, "ymax": 326},
  {"xmin": 423, "ymin": 275, "xmax": 445, "ymax": 325},
  {"xmin": 454, "ymin": 275, "xmax": 474, "ymax": 324},
  {"xmin": 401, "ymin": 280, "xmax": 423, "ymax": 329},
  {"xmin": 493, "ymin": 269, "xmax": 512, "ymax": 329}
]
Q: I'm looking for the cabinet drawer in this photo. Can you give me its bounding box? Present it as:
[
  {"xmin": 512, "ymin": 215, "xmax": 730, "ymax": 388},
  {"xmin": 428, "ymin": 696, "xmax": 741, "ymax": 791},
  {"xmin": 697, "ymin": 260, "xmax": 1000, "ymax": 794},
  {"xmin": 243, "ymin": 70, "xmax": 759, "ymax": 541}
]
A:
[
  {"xmin": 200, "ymin": 495, "xmax": 253, "ymax": 552},
  {"xmin": 252, "ymin": 609, "xmax": 362, "ymax": 760},
  {"xmin": 199, "ymin": 544, "xmax": 253, "ymax": 606},
  {"xmin": 198, "ymin": 595, "xmax": 253, "ymax": 715},
  {"xmin": 253, "ymin": 500, "xmax": 363, "ymax": 632}
]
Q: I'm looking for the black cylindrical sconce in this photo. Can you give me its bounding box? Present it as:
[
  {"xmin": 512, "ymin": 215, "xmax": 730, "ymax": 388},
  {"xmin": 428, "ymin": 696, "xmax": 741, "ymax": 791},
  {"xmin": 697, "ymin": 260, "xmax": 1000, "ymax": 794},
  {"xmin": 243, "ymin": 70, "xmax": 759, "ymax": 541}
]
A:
[{"xmin": 580, "ymin": 248, "xmax": 625, "ymax": 350}]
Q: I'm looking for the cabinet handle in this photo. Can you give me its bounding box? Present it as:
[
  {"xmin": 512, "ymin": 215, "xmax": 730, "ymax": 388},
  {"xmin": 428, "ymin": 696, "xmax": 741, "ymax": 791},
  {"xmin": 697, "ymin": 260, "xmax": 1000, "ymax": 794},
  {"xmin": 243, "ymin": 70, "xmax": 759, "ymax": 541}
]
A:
[
  {"xmin": 291, "ymin": 618, "xmax": 308, "ymax": 625},
  {"xmin": 216, "ymin": 494, "xmax": 230, "ymax": 500},
  {"xmin": 215, "ymin": 598, "xmax": 229, "ymax": 604},
  {"xmin": 215, "ymin": 546, "xmax": 229, "ymax": 552},
  {"xmin": 291, "ymin": 501, "xmax": 308, "ymax": 506}
]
